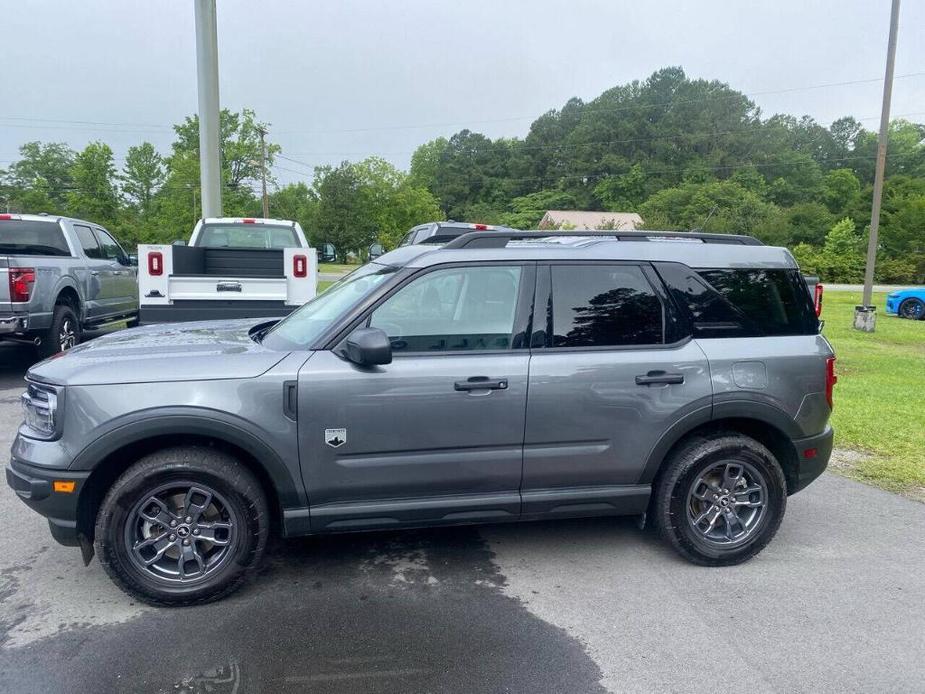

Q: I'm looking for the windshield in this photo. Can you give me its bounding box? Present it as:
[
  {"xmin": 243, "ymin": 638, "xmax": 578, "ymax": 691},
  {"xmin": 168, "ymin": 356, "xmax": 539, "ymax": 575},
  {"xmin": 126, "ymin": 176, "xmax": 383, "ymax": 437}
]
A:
[
  {"xmin": 261, "ymin": 263, "xmax": 399, "ymax": 350},
  {"xmin": 0, "ymin": 220, "xmax": 71, "ymax": 256},
  {"xmin": 197, "ymin": 223, "xmax": 299, "ymax": 249}
]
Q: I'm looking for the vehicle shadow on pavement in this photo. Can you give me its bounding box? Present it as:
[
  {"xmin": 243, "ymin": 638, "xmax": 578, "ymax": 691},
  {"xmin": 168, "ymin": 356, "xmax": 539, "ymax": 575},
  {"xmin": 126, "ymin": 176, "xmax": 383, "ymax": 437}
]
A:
[{"xmin": 0, "ymin": 520, "xmax": 633, "ymax": 694}]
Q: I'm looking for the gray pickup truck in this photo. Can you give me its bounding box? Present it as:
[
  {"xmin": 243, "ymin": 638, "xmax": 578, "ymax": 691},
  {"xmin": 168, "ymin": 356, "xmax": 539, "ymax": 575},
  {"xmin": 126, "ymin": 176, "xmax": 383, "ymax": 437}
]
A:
[{"xmin": 0, "ymin": 213, "xmax": 139, "ymax": 357}]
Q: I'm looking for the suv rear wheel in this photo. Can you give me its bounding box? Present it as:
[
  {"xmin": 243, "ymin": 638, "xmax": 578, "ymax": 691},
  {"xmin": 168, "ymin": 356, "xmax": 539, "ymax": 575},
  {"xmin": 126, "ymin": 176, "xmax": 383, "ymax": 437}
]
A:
[
  {"xmin": 95, "ymin": 446, "xmax": 269, "ymax": 606},
  {"xmin": 653, "ymin": 433, "xmax": 786, "ymax": 566}
]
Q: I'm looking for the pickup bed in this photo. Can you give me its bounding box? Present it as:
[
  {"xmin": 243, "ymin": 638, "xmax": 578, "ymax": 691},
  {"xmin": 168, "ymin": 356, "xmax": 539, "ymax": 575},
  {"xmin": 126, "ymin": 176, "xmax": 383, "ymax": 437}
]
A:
[
  {"xmin": 1, "ymin": 213, "xmax": 138, "ymax": 357},
  {"xmin": 138, "ymin": 217, "xmax": 318, "ymax": 323}
]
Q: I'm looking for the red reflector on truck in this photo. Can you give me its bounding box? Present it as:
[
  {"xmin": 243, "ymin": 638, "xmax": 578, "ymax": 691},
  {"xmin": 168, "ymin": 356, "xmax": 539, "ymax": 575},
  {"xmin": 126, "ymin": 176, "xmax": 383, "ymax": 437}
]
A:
[
  {"xmin": 148, "ymin": 251, "xmax": 164, "ymax": 276},
  {"xmin": 293, "ymin": 255, "xmax": 307, "ymax": 278},
  {"xmin": 9, "ymin": 267, "xmax": 35, "ymax": 302},
  {"xmin": 242, "ymin": 218, "xmax": 257, "ymax": 224}
]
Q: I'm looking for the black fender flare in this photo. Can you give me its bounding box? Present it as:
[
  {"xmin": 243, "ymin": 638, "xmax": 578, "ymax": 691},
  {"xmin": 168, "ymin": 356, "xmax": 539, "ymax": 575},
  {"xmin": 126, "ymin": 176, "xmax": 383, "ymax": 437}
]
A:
[
  {"xmin": 68, "ymin": 407, "xmax": 307, "ymax": 510},
  {"xmin": 638, "ymin": 400, "xmax": 801, "ymax": 484}
]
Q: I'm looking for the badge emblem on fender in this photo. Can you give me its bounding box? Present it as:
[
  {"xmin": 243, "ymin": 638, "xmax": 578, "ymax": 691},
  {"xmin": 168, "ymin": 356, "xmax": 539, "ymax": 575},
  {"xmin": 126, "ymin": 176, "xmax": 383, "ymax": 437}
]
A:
[{"xmin": 325, "ymin": 428, "xmax": 347, "ymax": 448}]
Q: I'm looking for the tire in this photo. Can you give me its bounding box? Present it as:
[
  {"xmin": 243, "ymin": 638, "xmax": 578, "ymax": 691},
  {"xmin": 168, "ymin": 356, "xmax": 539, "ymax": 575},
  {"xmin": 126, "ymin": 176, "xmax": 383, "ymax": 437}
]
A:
[
  {"xmin": 652, "ymin": 433, "xmax": 786, "ymax": 566},
  {"xmin": 95, "ymin": 446, "xmax": 269, "ymax": 606},
  {"xmin": 899, "ymin": 298, "xmax": 925, "ymax": 321},
  {"xmin": 38, "ymin": 303, "xmax": 81, "ymax": 359}
]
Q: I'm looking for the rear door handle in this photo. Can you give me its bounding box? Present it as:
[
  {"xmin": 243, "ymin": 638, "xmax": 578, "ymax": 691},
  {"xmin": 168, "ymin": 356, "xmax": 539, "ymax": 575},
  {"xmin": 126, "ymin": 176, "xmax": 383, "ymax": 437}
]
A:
[
  {"xmin": 90, "ymin": 270, "xmax": 101, "ymax": 276},
  {"xmin": 454, "ymin": 376, "xmax": 508, "ymax": 391},
  {"xmin": 635, "ymin": 371, "xmax": 685, "ymax": 386}
]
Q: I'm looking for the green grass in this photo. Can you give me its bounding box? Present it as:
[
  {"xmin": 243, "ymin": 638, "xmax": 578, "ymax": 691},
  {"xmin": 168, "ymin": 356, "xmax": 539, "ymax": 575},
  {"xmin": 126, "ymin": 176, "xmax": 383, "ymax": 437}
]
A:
[
  {"xmin": 317, "ymin": 280, "xmax": 334, "ymax": 293},
  {"xmin": 318, "ymin": 263, "xmax": 357, "ymax": 274},
  {"xmin": 822, "ymin": 291, "xmax": 925, "ymax": 498}
]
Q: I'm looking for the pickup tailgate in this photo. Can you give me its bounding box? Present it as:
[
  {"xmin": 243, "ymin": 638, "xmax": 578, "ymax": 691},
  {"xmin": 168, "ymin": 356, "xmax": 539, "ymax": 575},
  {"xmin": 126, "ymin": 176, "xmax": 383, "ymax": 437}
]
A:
[
  {"xmin": 0, "ymin": 256, "xmax": 12, "ymax": 313},
  {"xmin": 138, "ymin": 244, "xmax": 317, "ymax": 322}
]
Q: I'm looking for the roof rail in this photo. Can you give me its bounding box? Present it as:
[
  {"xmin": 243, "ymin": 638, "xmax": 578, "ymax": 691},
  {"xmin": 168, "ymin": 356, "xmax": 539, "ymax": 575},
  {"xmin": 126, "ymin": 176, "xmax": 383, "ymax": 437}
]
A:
[{"xmin": 442, "ymin": 230, "xmax": 764, "ymax": 250}]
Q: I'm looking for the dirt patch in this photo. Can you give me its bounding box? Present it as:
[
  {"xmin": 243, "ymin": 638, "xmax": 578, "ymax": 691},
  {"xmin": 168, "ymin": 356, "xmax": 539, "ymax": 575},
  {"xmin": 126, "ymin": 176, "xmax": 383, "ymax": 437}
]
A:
[{"xmin": 829, "ymin": 448, "xmax": 925, "ymax": 503}]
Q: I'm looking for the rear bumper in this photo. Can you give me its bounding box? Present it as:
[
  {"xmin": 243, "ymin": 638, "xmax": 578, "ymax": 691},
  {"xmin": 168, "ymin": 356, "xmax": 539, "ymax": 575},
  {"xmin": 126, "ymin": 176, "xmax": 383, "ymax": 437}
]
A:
[
  {"xmin": 0, "ymin": 314, "xmax": 29, "ymax": 334},
  {"xmin": 789, "ymin": 425, "xmax": 834, "ymax": 494},
  {"xmin": 6, "ymin": 459, "xmax": 89, "ymax": 546},
  {"xmin": 140, "ymin": 301, "xmax": 297, "ymax": 324}
]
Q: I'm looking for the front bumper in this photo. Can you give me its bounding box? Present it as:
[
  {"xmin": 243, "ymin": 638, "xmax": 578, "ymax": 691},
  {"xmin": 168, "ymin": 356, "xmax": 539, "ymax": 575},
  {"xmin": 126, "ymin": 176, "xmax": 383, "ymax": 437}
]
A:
[
  {"xmin": 789, "ymin": 425, "xmax": 834, "ymax": 494},
  {"xmin": 0, "ymin": 314, "xmax": 29, "ymax": 335},
  {"xmin": 6, "ymin": 459, "xmax": 89, "ymax": 546},
  {"xmin": 885, "ymin": 297, "xmax": 899, "ymax": 315}
]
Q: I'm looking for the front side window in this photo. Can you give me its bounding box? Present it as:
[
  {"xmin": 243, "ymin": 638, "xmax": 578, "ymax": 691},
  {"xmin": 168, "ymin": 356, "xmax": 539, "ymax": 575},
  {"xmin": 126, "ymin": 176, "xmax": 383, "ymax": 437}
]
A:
[
  {"xmin": 370, "ymin": 265, "xmax": 523, "ymax": 352},
  {"xmin": 551, "ymin": 265, "xmax": 664, "ymax": 347},
  {"xmin": 94, "ymin": 228, "xmax": 126, "ymax": 263}
]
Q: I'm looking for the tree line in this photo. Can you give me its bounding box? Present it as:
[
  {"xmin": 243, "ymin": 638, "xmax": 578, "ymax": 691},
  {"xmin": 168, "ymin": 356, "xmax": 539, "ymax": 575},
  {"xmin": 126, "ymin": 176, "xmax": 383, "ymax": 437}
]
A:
[{"xmin": 2, "ymin": 67, "xmax": 923, "ymax": 280}]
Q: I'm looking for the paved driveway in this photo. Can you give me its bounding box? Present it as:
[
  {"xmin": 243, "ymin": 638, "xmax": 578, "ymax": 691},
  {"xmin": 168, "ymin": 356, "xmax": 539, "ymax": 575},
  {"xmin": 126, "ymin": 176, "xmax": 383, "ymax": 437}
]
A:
[{"xmin": 1, "ymin": 342, "xmax": 923, "ymax": 693}]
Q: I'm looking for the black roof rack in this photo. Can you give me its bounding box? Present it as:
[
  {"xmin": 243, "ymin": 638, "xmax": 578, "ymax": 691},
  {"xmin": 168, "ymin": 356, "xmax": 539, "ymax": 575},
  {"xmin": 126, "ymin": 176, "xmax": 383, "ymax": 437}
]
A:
[{"xmin": 442, "ymin": 230, "xmax": 764, "ymax": 249}]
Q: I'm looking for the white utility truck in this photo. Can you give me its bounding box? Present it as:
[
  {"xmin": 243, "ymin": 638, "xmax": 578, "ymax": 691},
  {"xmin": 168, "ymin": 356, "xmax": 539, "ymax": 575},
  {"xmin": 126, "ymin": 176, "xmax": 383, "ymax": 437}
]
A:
[{"xmin": 138, "ymin": 217, "xmax": 317, "ymax": 323}]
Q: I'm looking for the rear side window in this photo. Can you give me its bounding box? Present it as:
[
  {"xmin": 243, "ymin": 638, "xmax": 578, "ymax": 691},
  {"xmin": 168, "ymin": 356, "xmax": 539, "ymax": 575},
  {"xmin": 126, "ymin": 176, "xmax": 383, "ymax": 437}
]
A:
[
  {"xmin": 0, "ymin": 220, "xmax": 71, "ymax": 256},
  {"xmin": 656, "ymin": 263, "xmax": 817, "ymax": 337},
  {"xmin": 550, "ymin": 265, "xmax": 664, "ymax": 347},
  {"xmin": 74, "ymin": 225, "xmax": 103, "ymax": 259}
]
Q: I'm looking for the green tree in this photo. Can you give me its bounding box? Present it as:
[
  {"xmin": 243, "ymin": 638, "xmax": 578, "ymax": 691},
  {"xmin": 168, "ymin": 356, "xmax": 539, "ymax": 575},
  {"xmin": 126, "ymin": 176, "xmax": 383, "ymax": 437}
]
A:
[
  {"xmin": 121, "ymin": 142, "xmax": 165, "ymax": 216},
  {"xmin": 66, "ymin": 142, "xmax": 120, "ymax": 224},
  {"xmin": 4, "ymin": 141, "xmax": 75, "ymax": 212},
  {"xmin": 639, "ymin": 180, "xmax": 778, "ymax": 234},
  {"xmin": 822, "ymin": 168, "xmax": 861, "ymax": 215}
]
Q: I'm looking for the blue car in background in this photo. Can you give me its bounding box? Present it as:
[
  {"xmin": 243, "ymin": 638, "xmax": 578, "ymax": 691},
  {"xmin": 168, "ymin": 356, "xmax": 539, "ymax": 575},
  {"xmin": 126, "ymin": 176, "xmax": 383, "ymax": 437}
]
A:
[{"xmin": 886, "ymin": 287, "xmax": 925, "ymax": 320}]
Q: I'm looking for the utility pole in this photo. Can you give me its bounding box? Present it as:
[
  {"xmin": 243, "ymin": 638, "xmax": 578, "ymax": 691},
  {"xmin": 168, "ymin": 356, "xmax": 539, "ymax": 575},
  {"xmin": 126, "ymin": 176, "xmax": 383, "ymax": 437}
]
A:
[
  {"xmin": 193, "ymin": 0, "xmax": 222, "ymax": 218},
  {"xmin": 258, "ymin": 126, "xmax": 269, "ymax": 218},
  {"xmin": 856, "ymin": 0, "xmax": 901, "ymax": 332}
]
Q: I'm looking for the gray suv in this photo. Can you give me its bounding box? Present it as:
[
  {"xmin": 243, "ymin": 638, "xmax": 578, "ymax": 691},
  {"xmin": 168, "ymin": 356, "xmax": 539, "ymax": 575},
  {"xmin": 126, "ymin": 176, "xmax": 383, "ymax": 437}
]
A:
[{"xmin": 6, "ymin": 230, "xmax": 835, "ymax": 606}]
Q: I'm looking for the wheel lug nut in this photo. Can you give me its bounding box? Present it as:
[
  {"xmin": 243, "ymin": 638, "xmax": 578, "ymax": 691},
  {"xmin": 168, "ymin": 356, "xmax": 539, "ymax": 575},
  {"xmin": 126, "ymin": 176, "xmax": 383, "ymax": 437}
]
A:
[
  {"xmin": 170, "ymin": 520, "xmax": 177, "ymax": 527},
  {"xmin": 193, "ymin": 529, "xmax": 200, "ymax": 536},
  {"xmin": 185, "ymin": 516, "xmax": 192, "ymax": 524},
  {"xmin": 169, "ymin": 534, "xmax": 176, "ymax": 541},
  {"xmin": 183, "ymin": 539, "xmax": 191, "ymax": 546}
]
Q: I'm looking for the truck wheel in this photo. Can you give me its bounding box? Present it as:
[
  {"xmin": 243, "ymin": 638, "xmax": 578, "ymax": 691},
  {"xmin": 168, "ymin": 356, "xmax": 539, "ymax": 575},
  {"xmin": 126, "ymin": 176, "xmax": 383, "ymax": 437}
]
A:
[
  {"xmin": 38, "ymin": 303, "xmax": 81, "ymax": 359},
  {"xmin": 652, "ymin": 433, "xmax": 786, "ymax": 566},
  {"xmin": 95, "ymin": 446, "xmax": 269, "ymax": 606}
]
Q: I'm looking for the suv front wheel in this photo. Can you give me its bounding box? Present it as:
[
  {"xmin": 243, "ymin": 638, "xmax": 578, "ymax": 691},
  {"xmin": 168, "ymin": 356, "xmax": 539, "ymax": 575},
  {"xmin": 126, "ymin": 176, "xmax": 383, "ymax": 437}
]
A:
[
  {"xmin": 653, "ymin": 433, "xmax": 786, "ymax": 566},
  {"xmin": 95, "ymin": 447, "xmax": 269, "ymax": 606}
]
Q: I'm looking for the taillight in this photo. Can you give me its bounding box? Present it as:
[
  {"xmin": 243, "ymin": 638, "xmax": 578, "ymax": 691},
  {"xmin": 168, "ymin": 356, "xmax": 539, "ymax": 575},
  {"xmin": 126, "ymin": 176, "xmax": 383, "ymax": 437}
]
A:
[
  {"xmin": 9, "ymin": 267, "xmax": 36, "ymax": 302},
  {"xmin": 148, "ymin": 251, "xmax": 164, "ymax": 276},
  {"xmin": 814, "ymin": 283, "xmax": 824, "ymax": 317},
  {"xmin": 293, "ymin": 254, "xmax": 307, "ymax": 278},
  {"xmin": 825, "ymin": 357, "xmax": 837, "ymax": 409},
  {"xmin": 0, "ymin": 213, "xmax": 13, "ymax": 220}
]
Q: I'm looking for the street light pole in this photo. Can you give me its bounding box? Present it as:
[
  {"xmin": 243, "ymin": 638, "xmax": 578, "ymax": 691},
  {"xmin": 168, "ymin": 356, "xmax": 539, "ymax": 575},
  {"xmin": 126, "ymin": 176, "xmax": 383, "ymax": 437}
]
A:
[
  {"xmin": 193, "ymin": 0, "xmax": 222, "ymax": 219},
  {"xmin": 856, "ymin": 0, "xmax": 901, "ymax": 332}
]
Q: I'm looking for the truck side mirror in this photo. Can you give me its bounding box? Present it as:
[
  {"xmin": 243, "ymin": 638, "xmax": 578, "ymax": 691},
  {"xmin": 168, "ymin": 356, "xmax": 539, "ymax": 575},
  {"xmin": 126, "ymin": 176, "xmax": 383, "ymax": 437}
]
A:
[
  {"xmin": 345, "ymin": 327, "xmax": 392, "ymax": 366},
  {"xmin": 128, "ymin": 254, "xmax": 138, "ymax": 267}
]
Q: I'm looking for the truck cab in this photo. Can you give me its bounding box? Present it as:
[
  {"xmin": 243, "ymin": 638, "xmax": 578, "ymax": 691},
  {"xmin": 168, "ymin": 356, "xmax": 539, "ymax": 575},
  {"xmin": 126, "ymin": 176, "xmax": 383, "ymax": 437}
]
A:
[{"xmin": 138, "ymin": 217, "xmax": 317, "ymax": 324}]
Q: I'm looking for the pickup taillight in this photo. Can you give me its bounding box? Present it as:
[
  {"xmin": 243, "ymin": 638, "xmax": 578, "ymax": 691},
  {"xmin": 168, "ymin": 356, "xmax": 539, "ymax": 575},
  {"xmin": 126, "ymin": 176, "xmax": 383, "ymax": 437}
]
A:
[
  {"xmin": 148, "ymin": 251, "xmax": 164, "ymax": 276},
  {"xmin": 9, "ymin": 267, "xmax": 35, "ymax": 302},
  {"xmin": 293, "ymin": 254, "xmax": 307, "ymax": 278},
  {"xmin": 814, "ymin": 283, "xmax": 824, "ymax": 317},
  {"xmin": 825, "ymin": 357, "xmax": 837, "ymax": 409}
]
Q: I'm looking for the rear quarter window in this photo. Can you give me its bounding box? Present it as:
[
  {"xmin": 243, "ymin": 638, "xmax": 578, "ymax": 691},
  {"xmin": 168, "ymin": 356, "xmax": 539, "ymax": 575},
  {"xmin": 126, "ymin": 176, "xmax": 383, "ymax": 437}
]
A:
[{"xmin": 656, "ymin": 263, "xmax": 818, "ymax": 337}]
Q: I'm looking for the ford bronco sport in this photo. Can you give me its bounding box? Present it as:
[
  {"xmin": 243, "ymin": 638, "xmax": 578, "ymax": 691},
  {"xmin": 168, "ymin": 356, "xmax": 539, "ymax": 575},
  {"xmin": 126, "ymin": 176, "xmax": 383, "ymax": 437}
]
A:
[{"xmin": 6, "ymin": 230, "xmax": 835, "ymax": 605}]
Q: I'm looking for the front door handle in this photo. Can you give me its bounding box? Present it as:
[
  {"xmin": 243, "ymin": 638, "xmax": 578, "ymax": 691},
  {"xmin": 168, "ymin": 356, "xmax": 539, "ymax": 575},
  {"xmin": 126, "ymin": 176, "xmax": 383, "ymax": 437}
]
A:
[
  {"xmin": 635, "ymin": 371, "xmax": 684, "ymax": 386},
  {"xmin": 454, "ymin": 376, "xmax": 508, "ymax": 392}
]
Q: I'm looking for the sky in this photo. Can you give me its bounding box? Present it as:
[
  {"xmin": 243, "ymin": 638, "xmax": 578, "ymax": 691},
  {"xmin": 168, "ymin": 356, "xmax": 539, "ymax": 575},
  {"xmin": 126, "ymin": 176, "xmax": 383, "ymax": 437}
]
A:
[{"xmin": 2, "ymin": 0, "xmax": 923, "ymax": 189}]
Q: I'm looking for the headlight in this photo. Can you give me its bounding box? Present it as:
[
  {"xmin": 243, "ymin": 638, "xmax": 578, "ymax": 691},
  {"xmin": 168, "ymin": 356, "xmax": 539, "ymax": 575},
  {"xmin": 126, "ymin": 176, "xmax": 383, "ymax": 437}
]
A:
[{"xmin": 20, "ymin": 382, "xmax": 64, "ymax": 440}]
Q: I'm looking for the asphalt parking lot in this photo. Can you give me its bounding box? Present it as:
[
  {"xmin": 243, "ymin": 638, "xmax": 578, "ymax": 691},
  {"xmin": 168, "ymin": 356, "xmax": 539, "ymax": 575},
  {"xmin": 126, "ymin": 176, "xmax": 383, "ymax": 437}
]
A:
[{"xmin": 1, "ymin": 340, "xmax": 924, "ymax": 693}]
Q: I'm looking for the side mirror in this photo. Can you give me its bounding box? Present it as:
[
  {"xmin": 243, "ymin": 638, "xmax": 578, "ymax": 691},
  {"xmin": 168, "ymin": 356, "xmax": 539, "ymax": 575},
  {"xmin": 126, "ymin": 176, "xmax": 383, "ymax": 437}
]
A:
[
  {"xmin": 345, "ymin": 327, "xmax": 392, "ymax": 366},
  {"xmin": 368, "ymin": 243, "xmax": 384, "ymax": 259},
  {"xmin": 128, "ymin": 254, "xmax": 138, "ymax": 267},
  {"xmin": 172, "ymin": 239, "xmax": 187, "ymax": 246}
]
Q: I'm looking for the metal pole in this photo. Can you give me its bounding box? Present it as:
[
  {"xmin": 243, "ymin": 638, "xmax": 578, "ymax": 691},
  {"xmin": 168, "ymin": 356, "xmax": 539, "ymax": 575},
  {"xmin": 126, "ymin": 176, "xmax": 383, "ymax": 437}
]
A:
[
  {"xmin": 857, "ymin": 0, "xmax": 900, "ymax": 331},
  {"xmin": 258, "ymin": 126, "xmax": 269, "ymax": 218},
  {"xmin": 194, "ymin": 0, "xmax": 222, "ymax": 218}
]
